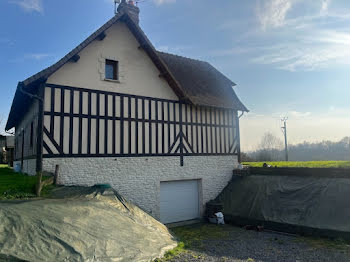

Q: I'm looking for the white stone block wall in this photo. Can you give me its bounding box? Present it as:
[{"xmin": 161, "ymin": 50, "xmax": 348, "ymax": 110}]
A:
[
  {"xmin": 13, "ymin": 159, "xmax": 37, "ymax": 176},
  {"xmin": 43, "ymin": 155, "xmax": 237, "ymax": 219}
]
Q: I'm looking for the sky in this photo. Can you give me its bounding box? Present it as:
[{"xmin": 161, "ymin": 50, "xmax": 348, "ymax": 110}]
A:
[{"xmin": 0, "ymin": 0, "xmax": 349, "ymax": 151}]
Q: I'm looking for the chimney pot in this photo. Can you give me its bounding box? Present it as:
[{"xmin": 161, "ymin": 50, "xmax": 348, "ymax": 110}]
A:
[{"xmin": 117, "ymin": 0, "xmax": 140, "ymax": 24}]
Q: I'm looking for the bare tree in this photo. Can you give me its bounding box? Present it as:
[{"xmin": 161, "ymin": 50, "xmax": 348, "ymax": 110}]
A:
[
  {"xmin": 0, "ymin": 114, "xmax": 5, "ymax": 135},
  {"xmin": 247, "ymin": 136, "xmax": 350, "ymax": 161},
  {"xmin": 340, "ymin": 137, "xmax": 350, "ymax": 149},
  {"xmin": 257, "ymin": 132, "xmax": 283, "ymax": 161}
]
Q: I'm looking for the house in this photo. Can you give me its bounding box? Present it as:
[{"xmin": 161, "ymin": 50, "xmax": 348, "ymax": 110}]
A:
[
  {"xmin": 0, "ymin": 135, "xmax": 14, "ymax": 166},
  {"xmin": 0, "ymin": 135, "xmax": 5, "ymax": 164},
  {"xmin": 6, "ymin": 0, "xmax": 248, "ymax": 223}
]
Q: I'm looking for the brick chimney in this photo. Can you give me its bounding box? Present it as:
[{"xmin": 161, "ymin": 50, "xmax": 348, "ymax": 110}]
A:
[{"xmin": 117, "ymin": 0, "xmax": 140, "ymax": 24}]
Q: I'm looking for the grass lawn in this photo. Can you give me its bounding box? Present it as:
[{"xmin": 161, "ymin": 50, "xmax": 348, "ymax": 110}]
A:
[
  {"xmin": 243, "ymin": 161, "xmax": 350, "ymax": 168},
  {"xmin": 0, "ymin": 164, "xmax": 54, "ymax": 199}
]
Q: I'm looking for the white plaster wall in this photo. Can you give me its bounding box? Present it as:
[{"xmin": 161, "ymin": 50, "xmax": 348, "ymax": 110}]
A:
[
  {"xmin": 42, "ymin": 86, "xmax": 238, "ymax": 156},
  {"xmin": 47, "ymin": 22, "xmax": 178, "ymax": 101},
  {"xmin": 14, "ymin": 159, "xmax": 36, "ymax": 176},
  {"xmin": 43, "ymin": 155, "xmax": 238, "ymax": 220}
]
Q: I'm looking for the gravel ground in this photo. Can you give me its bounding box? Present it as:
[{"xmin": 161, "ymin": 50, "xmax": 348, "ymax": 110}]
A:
[{"xmin": 167, "ymin": 224, "xmax": 350, "ymax": 262}]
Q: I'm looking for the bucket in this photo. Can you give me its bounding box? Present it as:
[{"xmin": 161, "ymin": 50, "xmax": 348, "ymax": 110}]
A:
[{"xmin": 14, "ymin": 163, "xmax": 21, "ymax": 173}]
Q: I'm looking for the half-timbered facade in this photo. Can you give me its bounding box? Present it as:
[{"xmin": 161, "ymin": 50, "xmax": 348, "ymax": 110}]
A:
[{"xmin": 6, "ymin": 1, "xmax": 248, "ymax": 223}]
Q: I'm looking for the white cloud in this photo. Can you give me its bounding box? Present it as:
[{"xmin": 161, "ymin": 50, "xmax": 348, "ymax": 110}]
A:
[
  {"xmin": 321, "ymin": 0, "xmax": 331, "ymax": 13},
  {"xmin": 10, "ymin": 0, "xmax": 43, "ymax": 13},
  {"xmin": 26, "ymin": 53, "xmax": 51, "ymax": 60},
  {"xmin": 240, "ymin": 0, "xmax": 350, "ymax": 71},
  {"xmin": 256, "ymin": 0, "xmax": 335, "ymax": 30},
  {"xmin": 155, "ymin": 44, "xmax": 192, "ymax": 54},
  {"xmin": 154, "ymin": 0, "xmax": 176, "ymax": 5},
  {"xmin": 213, "ymin": 9, "xmax": 350, "ymax": 71},
  {"xmin": 288, "ymin": 111, "xmax": 311, "ymax": 118},
  {"xmin": 0, "ymin": 37, "xmax": 13, "ymax": 46},
  {"xmin": 9, "ymin": 53, "xmax": 52, "ymax": 63},
  {"xmin": 251, "ymin": 30, "xmax": 350, "ymax": 71},
  {"xmin": 256, "ymin": 0, "xmax": 294, "ymax": 29},
  {"xmin": 210, "ymin": 47, "xmax": 253, "ymax": 57}
]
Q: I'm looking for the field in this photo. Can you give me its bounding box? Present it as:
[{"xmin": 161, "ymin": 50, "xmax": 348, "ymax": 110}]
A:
[
  {"xmin": 243, "ymin": 161, "xmax": 350, "ymax": 168},
  {"xmin": 0, "ymin": 164, "xmax": 53, "ymax": 199}
]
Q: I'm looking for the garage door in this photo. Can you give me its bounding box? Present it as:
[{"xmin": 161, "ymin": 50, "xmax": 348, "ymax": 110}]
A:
[{"xmin": 160, "ymin": 180, "xmax": 200, "ymax": 224}]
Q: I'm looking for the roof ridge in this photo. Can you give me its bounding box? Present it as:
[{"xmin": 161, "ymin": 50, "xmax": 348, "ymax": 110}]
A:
[{"xmin": 156, "ymin": 50, "xmax": 208, "ymax": 64}]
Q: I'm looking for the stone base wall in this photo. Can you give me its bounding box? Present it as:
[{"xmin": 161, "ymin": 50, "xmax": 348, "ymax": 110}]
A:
[
  {"xmin": 42, "ymin": 156, "xmax": 238, "ymax": 219},
  {"xmin": 14, "ymin": 159, "xmax": 37, "ymax": 176}
]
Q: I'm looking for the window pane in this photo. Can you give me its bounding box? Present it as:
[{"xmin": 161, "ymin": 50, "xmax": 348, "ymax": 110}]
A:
[{"xmin": 105, "ymin": 64, "xmax": 114, "ymax": 79}]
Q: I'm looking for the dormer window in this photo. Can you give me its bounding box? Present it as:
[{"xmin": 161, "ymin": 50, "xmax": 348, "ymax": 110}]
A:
[{"xmin": 105, "ymin": 59, "xmax": 118, "ymax": 80}]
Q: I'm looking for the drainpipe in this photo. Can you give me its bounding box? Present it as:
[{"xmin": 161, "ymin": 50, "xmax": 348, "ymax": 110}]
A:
[
  {"xmin": 21, "ymin": 128, "xmax": 24, "ymax": 172},
  {"xmin": 236, "ymin": 111, "xmax": 245, "ymax": 163}
]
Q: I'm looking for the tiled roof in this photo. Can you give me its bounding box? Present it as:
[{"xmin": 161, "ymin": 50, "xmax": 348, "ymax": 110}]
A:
[{"xmin": 157, "ymin": 51, "xmax": 248, "ymax": 111}]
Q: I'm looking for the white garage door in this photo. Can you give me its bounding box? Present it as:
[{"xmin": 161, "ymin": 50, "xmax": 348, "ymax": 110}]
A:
[{"xmin": 160, "ymin": 180, "xmax": 200, "ymax": 224}]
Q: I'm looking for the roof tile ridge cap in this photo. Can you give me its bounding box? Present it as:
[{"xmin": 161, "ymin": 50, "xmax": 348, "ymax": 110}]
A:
[
  {"xmin": 156, "ymin": 50, "xmax": 207, "ymax": 64},
  {"xmin": 202, "ymin": 60, "xmax": 237, "ymax": 87}
]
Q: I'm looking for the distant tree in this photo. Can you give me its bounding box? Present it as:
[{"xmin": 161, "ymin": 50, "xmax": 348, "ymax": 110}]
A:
[
  {"xmin": 340, "ymin": 137, "xmax": 350, "ymax": 148},
  {"xmin": 240, "ymin": 152, "xmax": 254, "ymax": 162},
  {"xmin": 0, "ymin": 114, "xmax": 5, "ymax": 135},
  {"xmin": 246, "ymin": 136, "xmax": 350, "ymax": 161},
  {"xmin": 256, "ymin": 132, "xmax": 283, "ymax": 161}
]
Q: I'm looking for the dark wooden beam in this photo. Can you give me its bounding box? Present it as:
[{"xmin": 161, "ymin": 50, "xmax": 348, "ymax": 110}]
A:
[
  {"xmin": 69, "ymin": 54, "xmax": 80, "ymax": 63},
  {"xmin": 42, "ymin": 83, "xmax": 239, "ymax": 164},
  {"xmin": 36, "ymin": 82, "xmax": 45, "ymax": 173},
  {"xmin": 138, "ymin": 43, "xmax": 148, "ymax": 50},
  {"xmin": 97, "ymin": 32, "xmax": 106, "ymax": 41},
  {"xmin": 158, "ymin": 72, "xmax": 168, "ymax": 78}
]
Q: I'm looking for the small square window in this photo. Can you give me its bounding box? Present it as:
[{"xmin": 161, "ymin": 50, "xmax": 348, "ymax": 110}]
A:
[{"xmin": 105, "ymin": 59, "xmax": 118, "ymax": 80}]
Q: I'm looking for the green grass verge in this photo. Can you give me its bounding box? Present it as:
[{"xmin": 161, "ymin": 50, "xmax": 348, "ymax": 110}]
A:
[
  {"xmin": 296, "ymin": 236, "xmax": 350, "ymax": 251},
  {"xmin": 243, "ymin": 161, "xmax": 350, "ymax": 168},
  {"xmin": 0, "ymin": 165, "xmax": 54, "ymax": 199},
  {"xmin": 155, "ymin": 223, "xmax": 230, "ymax": 261}
]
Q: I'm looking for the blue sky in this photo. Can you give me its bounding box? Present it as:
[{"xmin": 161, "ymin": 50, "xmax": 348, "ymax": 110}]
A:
[{"xmin": 0, "ymin": 0, "xmax": 349, "ymax": 150}]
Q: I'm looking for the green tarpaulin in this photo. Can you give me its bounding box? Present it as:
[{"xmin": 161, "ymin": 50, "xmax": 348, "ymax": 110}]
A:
[
  {"xmin": 216, "ymin": 174, "xmax": 350, "ymax": 238},
  {"xmin": 0, "ymin": 186, "xmax": 177, "ymax": 262}
]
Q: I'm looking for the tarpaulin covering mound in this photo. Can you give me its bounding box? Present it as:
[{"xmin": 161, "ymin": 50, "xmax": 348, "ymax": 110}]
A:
[
  {"xmin": 216, "ymin": 173, "xmax": 350, "ymax": 238},
  {"xmin": 0, "ymin": 186, "xmax": 177, "ymax": 262}
]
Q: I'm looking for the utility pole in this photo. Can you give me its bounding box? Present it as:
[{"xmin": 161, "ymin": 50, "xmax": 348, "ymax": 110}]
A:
[{"xmin": 281, "ymin": 117, "xmax": 288, "ymax": 161}]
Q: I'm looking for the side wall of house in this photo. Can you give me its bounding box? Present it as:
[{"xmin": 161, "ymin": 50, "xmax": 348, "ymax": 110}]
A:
[
  {"xmin": 43, "ymin": 20, "xmax": 240, "ymax": 159},
  {"xmin": 13, "ymin": 100, "xmax": 39, "ymax": 175},
  {"xmin": 43, "ymin": 155, "xmax": 238, "ymax": 220},
  {"xmin": 41, "ymin": 20, "xmax": 241, "ymax": 220}
]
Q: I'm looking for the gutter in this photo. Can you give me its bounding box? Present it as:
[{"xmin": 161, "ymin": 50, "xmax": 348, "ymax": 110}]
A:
[
  {"xmin": 236, "ymin": 110, "xmax": 246, "ymax": 163},
  {"xmin": 18, "ymin": 82, "xmax": 44, "ymax": 102}
]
